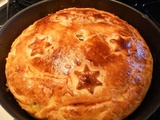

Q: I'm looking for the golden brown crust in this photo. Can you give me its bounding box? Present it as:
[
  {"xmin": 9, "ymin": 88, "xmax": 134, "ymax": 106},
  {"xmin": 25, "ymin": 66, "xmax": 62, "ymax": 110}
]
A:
[{"xmin": 6, "ymin": 8, "xmax": 153, "ymax": 120}]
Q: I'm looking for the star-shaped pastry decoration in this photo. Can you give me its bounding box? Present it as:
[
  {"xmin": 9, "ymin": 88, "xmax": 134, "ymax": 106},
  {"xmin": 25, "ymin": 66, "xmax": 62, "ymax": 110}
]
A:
[
  {"xmin": 29, "ymin": 37, "xmax": 51, "ymax": 56},
  {"xmin": 74, "ymin": 65, "xmax": 102, "ymax": 94}
]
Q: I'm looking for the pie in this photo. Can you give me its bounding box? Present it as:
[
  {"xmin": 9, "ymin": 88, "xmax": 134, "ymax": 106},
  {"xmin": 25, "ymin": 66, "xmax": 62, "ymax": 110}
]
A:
[{"xmin": 5, "ymin": 8, "xmax": 153, "ymax": 120}]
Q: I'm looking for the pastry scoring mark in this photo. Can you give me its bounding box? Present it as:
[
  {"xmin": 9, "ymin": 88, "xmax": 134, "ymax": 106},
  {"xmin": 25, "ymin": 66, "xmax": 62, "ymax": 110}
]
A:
[
  {"xmin": 74, "ymin": 65, "xmax": 102, "ymax": 94},
  {"xmin": 75, "ymin": 33, "xmax": 85, "ymax": 41},
  {"xmin": 75, "ymin": 29, "xmax": 86, "ymax": 41}
]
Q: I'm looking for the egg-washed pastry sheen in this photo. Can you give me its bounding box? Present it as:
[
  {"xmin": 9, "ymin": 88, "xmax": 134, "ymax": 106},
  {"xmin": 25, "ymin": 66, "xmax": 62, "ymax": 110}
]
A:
[{"xmin": 5, "ymin": 8, "xmax": 153, "ymax": 120}]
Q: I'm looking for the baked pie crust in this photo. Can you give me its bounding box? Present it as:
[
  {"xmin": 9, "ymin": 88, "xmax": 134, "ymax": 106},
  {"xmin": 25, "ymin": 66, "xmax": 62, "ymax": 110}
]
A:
[{"xmin": 6, "ymin": 8, "xmax": 153, "ymax": 120}]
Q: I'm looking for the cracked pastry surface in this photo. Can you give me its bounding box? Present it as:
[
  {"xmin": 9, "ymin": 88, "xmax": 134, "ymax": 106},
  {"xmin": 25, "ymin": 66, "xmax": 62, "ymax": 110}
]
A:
[{"xmin": 5, "ymin": 8, "xmax": 153, "ymax": 120}]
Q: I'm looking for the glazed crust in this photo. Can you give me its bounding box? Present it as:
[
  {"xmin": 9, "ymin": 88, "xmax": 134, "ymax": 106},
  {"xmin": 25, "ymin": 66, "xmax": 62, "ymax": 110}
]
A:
[{"xmin": 6, "ymin": 8, "xmax": 153, "ymax": 120}]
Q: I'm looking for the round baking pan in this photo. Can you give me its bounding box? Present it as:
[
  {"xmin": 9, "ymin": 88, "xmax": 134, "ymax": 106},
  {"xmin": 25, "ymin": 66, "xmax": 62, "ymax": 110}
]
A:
[{"xmin": 0, "ymin": 0, "xmax": 160, "ymax": 119}]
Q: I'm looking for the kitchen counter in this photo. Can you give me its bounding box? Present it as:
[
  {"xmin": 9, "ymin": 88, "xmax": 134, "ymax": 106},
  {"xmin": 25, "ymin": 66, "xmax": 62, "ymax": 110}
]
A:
[{"xmin": 0, "ymin": 105, "xmax": 14, "ymax": 120}]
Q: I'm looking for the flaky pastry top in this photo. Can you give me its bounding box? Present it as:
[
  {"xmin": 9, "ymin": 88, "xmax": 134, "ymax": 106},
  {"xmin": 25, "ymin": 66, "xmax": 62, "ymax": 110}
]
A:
[{"xmin": 6, "ymin": 8, "xmax": 153, "ymax": 120}]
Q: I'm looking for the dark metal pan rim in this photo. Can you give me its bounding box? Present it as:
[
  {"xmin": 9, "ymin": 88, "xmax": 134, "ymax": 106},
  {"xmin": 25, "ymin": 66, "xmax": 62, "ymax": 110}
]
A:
[{"xmin": 0, "ymin": 0, "xmax": 160, "ymax": 120}]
